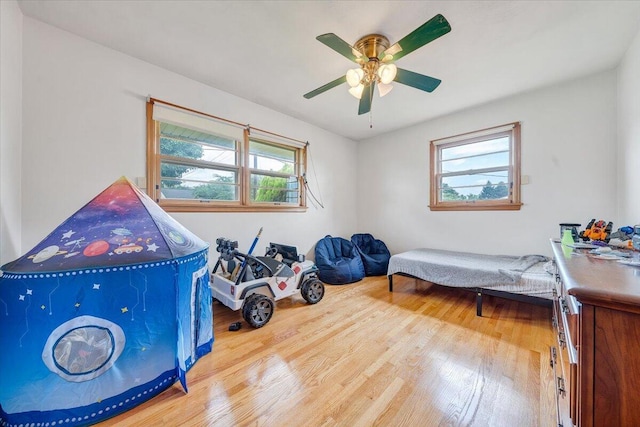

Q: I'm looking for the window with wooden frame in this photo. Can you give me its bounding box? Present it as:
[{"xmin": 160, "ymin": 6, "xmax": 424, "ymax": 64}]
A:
[
  {"xmin": 146, "ymin": 99, "xmax": 307, "ymax": 212},
  {"xmin": 429, "ymin": 122, "xmax": 521, "ymax": 211}
]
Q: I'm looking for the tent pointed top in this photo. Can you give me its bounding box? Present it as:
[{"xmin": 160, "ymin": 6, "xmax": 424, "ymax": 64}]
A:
[{"xmin": 2, "ymin": 177, "xmax": 208, "ymax": 273}]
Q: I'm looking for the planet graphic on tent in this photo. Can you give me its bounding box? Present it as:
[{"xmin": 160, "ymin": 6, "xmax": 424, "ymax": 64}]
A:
[
  {"xmin": 30, "ymin": 245, "xmax": 68, "ymax": 263},
  {"xmin": 83, "ymin": 240, "xmax": 110, "ymax": 257},
  {"xmin": 0, "ymin": 176, "xmax": 213, "ymax": 426}
]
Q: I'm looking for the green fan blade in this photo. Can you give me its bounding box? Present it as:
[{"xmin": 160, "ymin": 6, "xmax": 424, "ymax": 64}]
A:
[
  {"xmin": 358, "ymin": 82, "xmax": 375, "ymax": 115},
  {"xmin": 380, "ymin": 14, "xmax": 451, "ymax": 62},
  {"xmin": 303, "ymin": 76, "xmax": 347, "ymax": 99},
  {"xmin": 316, "ymin": 33, "xmax": 366, "ymax": 63},
  {"xmin": 394, "ymin": 68, "xmax": 441, "ymax": 93}
]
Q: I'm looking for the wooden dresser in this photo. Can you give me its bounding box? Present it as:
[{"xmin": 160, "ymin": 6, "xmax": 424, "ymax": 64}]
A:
[{"xmin": 551, "ymin": 240, "xmax": 640, "ymax": 427}]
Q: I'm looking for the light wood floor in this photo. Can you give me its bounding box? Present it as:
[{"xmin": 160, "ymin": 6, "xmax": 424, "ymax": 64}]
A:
[{"xmin": 98, "ymin": 275, "xmax": 556, "ymax": 427}]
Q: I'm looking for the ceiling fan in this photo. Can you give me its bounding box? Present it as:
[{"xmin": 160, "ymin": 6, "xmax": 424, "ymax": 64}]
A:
[{"xmin": 303, "ymin": 14, "xmax": 451, "ymax": 116}]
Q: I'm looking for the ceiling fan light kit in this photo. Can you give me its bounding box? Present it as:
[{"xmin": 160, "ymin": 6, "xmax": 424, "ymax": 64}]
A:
[{"xmin": 304, "ymin": 14, "xmax": 451, "ymax": 119}]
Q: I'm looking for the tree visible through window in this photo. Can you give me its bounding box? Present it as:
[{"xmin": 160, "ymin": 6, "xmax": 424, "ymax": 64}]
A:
[
  {"xmin": 430, "ymin": 122, "xmax": 521, "ymax": 211},
  {"xmin": 249, "ymin": 139, "xmax": 299, "ymax": 204}
]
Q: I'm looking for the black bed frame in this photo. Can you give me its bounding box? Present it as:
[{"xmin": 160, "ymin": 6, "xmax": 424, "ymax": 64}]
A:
[{"xmin": 388, "ymin": 273, "xmax": 552, "ymax": 317}]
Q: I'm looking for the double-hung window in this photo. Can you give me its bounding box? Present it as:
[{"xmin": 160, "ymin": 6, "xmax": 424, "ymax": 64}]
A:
[
  {"xmin": 146, "ymin": 100, "xmax": 306, "ymax": 212},
  {"xmin": 429, "ymin": 122, "xmax": 521, "ymax": 211}
]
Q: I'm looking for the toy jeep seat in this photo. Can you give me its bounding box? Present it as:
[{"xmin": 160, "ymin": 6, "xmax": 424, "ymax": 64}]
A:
[
  {"xmin": 269, "ymin": 242, "xmax": 300, "ymax": 266},
  {"xmin": 351, "ymin": 233, "xmax": 391, "ymax": 276},
  {"xmin": 314, "ymin": 235, "xmax": 365, "ymax": 285}
]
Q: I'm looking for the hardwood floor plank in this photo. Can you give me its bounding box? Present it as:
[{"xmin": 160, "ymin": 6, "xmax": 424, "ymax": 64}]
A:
[
  {"xmin": 353, "ymin": 376, "xmax": 405, "ymax": 427},
  {"xmin": 97, "ymin": 275, "xmax": 555, "ymax": 427}
]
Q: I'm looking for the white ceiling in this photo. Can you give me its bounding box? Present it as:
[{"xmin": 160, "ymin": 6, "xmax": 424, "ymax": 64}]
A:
[{"xmin": 17, "ymin": 1, "xmax": 640, "ymax": 141}]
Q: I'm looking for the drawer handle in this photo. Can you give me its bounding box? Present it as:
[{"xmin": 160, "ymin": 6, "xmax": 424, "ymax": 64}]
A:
[
  {"xmin": 558, "ymin": 331, "xmax": 566, "ymax": 349},
  {"xmin": 557, "ymin": 376, "xmax": 566, "ymax": 396}
]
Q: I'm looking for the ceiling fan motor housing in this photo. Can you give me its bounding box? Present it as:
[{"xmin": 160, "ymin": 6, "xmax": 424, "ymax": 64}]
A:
[
  {"xmin": 355, "ymin": 34, "xmax": 390, "ymax": 84},
  {"xmin": 355, "ymin": 34, "xmax": 390, "ymax": 60}
]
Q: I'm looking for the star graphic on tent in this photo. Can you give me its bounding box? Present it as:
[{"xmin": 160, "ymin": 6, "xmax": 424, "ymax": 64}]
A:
[
  {"xmin": 19, "ymin": 295, "xmax": 25, "ymax": 301},
  {"xmin": 41, "ymin": 305, "xmax": 46, "ymax": 310},
  {"xmin": 62, "ymin": 230, "xmax": 76, "ymax": 239},
  {"xmin": 121, "ymin": 307, "xmax": 128, "ymax": 313},
  {"xmin": 75, "ymin": 303, "xmax": 81, "ymax": 308},
  {"xmin": 26, "ymin": 289, "xmax": 33, "ymax": 295},
  {"xmin": 93, "ymin": 284, "xmax": 101, "ymax": 290},
  {"xmin": 147, "ymin": 243, "xmax": 159, "ymax": 252}
]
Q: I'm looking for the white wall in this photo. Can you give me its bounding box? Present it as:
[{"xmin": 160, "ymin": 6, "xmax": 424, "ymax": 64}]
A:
[
  {"xmin": 21, "ymin": 17, "xmax": 358, "ymax": 260},
  {"xmin": 357, "ymin": 71, "xmax": 618, "ymax": 257},
  {"xmin": 618, "ymin": 25, "xmax": 640, "ymax": 224},
  {"xmin": 0, "ymin": 0, "xmax": 22, "ymax": 264},
  {"xmin": 16, "ymin": 12, "xmax": 638, "ymax": 262}
]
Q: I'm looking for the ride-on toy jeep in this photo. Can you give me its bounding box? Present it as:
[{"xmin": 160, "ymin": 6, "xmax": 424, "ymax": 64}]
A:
[{"xmin": 211, "ymin": 238, "xmax": 325, "ymax": 328}]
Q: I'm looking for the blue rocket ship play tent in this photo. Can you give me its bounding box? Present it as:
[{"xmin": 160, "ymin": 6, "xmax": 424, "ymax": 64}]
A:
[{"xmin": 0, "ymin": 177, "xmax": 213, "ymax": 426}]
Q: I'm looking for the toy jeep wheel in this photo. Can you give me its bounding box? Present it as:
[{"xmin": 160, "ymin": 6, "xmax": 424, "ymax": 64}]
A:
[
  {"xmin": 242, "ymin": 294, "xmax": 274, "ymax": 328},
  {"xmin": 301, "ymin": 278, "xmax": 325, "ymax": 304}
]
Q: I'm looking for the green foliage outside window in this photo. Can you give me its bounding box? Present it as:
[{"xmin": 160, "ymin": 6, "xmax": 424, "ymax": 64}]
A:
[
  {"xmin": 192, "ymin": 176, "xmax": 235, "ymax": 201},
  {"xmin": 160, "ymin": 137, "xmax": 203, "ymax": 188},
  {"xmin": 441, "ymin": 181, "xmax": 509, "ymax": 201},
  {"xmin": 479, "ymin": 180, "xmax": 508, "ymax": 200},
  {"xmin": 254, "ymin": 164, "xmax": 295, "ymax": 203}
]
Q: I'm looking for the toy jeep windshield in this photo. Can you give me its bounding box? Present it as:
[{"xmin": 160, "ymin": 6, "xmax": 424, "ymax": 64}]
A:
[{"xmin": 211, "ymin": 238, "xmax": 325, "ymax": 328}]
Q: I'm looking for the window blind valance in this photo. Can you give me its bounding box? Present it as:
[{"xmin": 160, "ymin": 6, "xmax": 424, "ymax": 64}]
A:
[
  {"xmin": 248, "ymin": 127, "xmax": 307, "ymax": 149},
  {"xmin": 152, "ymin": 103, "xmax": 245, "ymax": 142},
  {"xmin": 150, "ymin": 97, "xmax": 307, "ymax": 149}
]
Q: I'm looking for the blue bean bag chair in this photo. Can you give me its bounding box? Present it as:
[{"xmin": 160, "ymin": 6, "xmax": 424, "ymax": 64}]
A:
[
  {"xmin": 351, "ymin": 233, "xmax": 391, "ymax": 276},
  {"xmin": 314, "ymin": 235, "xmax": 365, "ymax": 285}
]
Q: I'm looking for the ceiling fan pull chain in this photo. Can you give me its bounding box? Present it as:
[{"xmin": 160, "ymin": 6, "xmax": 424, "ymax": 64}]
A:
[{"xmin": 369, "ymin": 110, "xmax": 373, "ymax": 129}]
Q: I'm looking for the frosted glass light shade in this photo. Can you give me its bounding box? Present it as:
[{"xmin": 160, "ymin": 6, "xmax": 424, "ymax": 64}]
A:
[
  {"xmin": 346, "ymin": 68, "xmax": 364, "ymax": 87},
  {"xmin": 377, "ymin": 64, "xmax": 397, "ymax": 85},
  {"xmin": 348, "ymin": 84, "xmax": 364, "ymax": 99},
  {"xmin": 378, "ymin": 83, "xmax": 393, "ymax": 97}
]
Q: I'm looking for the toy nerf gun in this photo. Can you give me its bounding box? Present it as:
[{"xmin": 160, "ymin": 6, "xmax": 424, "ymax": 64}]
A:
[
  {"xmin": 579, "ymin": 219, "xmax": 613, "ymax": 242},
  {"xmin": 609, "ymin": 226, "xmax": 635, "ymax": 249}
]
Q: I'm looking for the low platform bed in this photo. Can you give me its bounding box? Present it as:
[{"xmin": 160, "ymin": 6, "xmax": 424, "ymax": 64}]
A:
[{"xmin": 387, "ymin": 248, "xmax": 555, "ymax": 316}]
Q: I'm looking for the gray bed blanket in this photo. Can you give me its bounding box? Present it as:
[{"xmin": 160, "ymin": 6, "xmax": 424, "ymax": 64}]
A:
[{"xmin": 387, "ymin": 248, "xmax": 549, "ymax": 287}]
